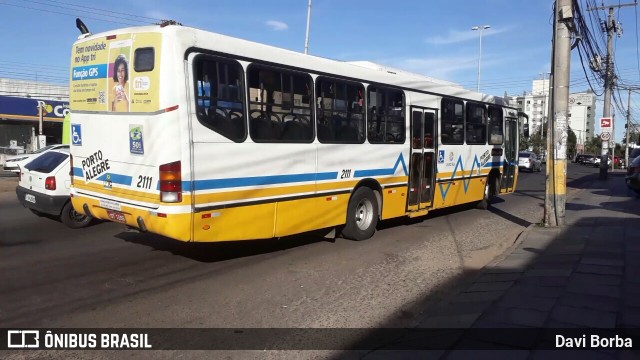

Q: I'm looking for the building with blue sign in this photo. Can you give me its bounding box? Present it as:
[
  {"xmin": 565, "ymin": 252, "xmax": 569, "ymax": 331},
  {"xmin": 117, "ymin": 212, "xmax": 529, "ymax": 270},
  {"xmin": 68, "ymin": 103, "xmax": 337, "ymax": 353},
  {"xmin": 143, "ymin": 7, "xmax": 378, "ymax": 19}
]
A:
[{"xmin": 0, "ymin": 78, "xmax": 69, "ymax": 151}]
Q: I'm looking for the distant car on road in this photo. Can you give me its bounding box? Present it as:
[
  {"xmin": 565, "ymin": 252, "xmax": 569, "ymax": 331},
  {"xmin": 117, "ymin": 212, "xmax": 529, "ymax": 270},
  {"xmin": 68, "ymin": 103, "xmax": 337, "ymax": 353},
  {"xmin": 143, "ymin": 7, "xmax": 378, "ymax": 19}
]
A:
[
  {"xmin": 518, "ymin": 151, "xmax": 542, "ymax": 172},
  {"xmin": 593, "ymin": 156, "xmax": 612, "ymax": 167},
  {"xmin": 582, "ymin": 155, "xmax": 596, "ymax": 166},
  {"xmin": 15, "ymin": 148, "xmax": 93, "ymax": 228},
  {"xmin": 4, "ymin": 144, "xmax": 69, "ymax": 173}
]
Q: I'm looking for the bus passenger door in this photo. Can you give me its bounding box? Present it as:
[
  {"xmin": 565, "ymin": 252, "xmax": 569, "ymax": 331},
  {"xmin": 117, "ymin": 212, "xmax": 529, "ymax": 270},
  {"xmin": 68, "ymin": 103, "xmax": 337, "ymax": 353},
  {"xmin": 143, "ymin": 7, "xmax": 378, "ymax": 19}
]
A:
[
  {"xmin": 501, "ymin": 117, "xmax": 518, "ymax": 192},
  {"xmin": 408, "ymin": 108, "xmax": 436, "ymax": 211}
]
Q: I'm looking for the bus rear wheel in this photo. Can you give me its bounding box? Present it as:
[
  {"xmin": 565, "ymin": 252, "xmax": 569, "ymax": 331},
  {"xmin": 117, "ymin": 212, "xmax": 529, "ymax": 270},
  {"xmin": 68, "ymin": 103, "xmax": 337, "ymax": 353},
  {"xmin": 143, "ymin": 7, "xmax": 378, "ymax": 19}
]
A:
[{"xmin": 341, "ymin": 187, "xmax": 379, "ymax": 241}]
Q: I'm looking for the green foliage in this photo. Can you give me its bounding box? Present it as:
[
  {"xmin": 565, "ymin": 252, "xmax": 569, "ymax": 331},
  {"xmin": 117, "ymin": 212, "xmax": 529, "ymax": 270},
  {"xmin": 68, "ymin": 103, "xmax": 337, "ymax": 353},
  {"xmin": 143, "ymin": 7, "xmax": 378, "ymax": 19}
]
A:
[
  {"xmin": 584, "ymin": 136, "xmax": 601, "ymax": 154},
  {"xmin": 567, "ymin": 129, "xmax": 577, "ymax": 158}
]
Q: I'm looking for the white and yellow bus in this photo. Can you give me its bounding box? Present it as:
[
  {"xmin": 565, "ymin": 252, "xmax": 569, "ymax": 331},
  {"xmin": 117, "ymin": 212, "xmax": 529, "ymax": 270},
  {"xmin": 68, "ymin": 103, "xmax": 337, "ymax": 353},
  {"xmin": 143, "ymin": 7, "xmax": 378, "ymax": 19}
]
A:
[{"xmin": 69, "ymin": 21, "xmax": 522, "ymax": 242}]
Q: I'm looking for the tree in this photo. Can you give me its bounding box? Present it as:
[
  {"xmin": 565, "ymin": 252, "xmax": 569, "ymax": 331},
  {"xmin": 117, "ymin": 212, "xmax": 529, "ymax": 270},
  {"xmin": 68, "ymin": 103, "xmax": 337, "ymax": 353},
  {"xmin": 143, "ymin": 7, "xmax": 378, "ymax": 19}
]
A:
[
  {"xmin": 528, "ymin": 133, "xmax": 546, "ymax": 155},
  {"xmin": 567, "ymin": 129, "xmax": 577, "ymax": 159},
  {"xmin": 585, "ymin": 135, "xmax": 601, "ymax": 155}
]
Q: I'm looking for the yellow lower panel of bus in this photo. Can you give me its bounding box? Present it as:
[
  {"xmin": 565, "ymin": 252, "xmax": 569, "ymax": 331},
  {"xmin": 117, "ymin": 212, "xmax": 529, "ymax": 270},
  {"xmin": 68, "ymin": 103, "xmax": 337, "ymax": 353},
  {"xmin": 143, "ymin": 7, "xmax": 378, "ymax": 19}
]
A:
[
  {"xmin": 70, "ymin": 195, "xmax": 191, "ymax": 241},
  {"xmin": 194, "ymin": 203, "xmax": 276, "ymax": 242},
  {"xmin": 432, "ymin": 177, "xmax": 486, "ymax": 209},
  {"xmin": 381, "ymin": 187, "xmax": 408, "ymax": 220},
  {"xmin": 274, "ymin": 194, "xmax": 348, "ymax": 237}
]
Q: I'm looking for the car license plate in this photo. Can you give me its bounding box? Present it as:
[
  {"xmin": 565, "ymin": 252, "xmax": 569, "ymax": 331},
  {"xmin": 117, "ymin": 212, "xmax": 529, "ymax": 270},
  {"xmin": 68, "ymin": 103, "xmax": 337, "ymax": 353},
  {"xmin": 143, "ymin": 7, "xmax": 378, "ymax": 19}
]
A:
[
  {"xmin": 25, "ymin": 194, "xmax": 36, "ymax": 203},
  {"xmin": 106, "ymin": 210, "xmax": 126, "ymax": 223}
]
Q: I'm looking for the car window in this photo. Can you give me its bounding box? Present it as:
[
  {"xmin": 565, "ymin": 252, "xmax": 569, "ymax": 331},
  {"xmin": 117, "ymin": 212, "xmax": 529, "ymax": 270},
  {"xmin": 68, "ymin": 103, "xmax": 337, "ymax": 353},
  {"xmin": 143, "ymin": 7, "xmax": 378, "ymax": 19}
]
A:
[
  {"xmin": 631, "ymin": 148, "xmax": 640, "ymax": 159},
  {"xmin": 632, "ymin": 156, "xmax": 640, "ymax": 166},
  {"xmin": 24, "ymin": 152, "xmax": 68, "ymax": 172},
  {"xmin": 519, "ymin": 152, "xmax": 530, "ymax": 158}
]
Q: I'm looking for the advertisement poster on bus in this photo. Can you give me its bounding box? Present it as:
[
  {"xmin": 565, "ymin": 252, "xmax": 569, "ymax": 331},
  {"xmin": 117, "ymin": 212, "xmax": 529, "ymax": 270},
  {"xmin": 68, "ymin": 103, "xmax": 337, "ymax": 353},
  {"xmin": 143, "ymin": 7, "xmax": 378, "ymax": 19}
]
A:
[{"xmin": 70, "ymin": 33, "xmax": 161, "ymax": 113}]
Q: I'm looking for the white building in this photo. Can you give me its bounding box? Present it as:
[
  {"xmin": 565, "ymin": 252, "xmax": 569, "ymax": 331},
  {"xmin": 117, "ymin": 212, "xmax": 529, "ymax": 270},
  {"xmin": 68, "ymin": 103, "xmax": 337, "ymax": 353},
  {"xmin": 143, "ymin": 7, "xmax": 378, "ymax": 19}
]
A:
[
  {"xmin": 568, "ymin": 92, "xmax": 596, "ymax": 153},
  {"xmin": 508, "ymin": 78, "xmax": 596, "ymax": 154}
]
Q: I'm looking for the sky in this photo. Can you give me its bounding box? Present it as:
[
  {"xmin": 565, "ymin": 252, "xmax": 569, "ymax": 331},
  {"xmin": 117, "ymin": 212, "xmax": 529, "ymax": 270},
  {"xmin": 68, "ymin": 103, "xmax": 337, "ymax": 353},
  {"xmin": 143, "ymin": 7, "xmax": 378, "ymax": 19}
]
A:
[{"xmin": 1, "ymin": 0, "xmax": 639, "ymax": 141}]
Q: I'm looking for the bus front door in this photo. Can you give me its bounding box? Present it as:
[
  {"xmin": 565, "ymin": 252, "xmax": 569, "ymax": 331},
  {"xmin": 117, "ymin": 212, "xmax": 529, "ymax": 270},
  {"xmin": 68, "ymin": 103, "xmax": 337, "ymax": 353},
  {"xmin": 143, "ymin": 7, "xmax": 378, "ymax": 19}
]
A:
[
  {"xmin": 501, "ymin": 117, "xmax": 518, "ymax": 192},
  {"xmin": 408, "ymin": 108, "xmax": 436, "ymax": 211}
]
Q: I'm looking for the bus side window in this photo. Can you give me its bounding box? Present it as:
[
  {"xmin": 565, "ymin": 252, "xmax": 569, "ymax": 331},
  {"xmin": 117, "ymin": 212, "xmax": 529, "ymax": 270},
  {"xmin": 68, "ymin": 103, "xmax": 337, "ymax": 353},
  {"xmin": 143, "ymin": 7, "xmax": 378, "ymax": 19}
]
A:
[
  {"xmin": 367, "ymin": 87, "xmax": 405, "ymax": 144},
  {"xmin": 488, "ymin": 105, "xmax": 504, "ymax": 145},
  {"xmin": 465, "ymin": 102, "xmax": 487, "ymax": 145},
  {"xmin": 441, "ymin": 98, "xmax": 464, "ymax": 145},
  {"xmin": 316, "ymin": 77, "xmax": 365, "ymax": 144},
  {"xmin": 194, "ymin": 56, "xmax": 246, "ymax": 142},
  {"xmin": 247, "ymin": 65, "xmax": 313, "ymax": 143}
]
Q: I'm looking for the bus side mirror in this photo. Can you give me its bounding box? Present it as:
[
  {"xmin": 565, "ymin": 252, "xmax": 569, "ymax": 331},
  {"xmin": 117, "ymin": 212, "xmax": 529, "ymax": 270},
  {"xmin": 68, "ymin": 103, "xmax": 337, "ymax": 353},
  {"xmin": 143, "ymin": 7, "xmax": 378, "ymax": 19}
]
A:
[{"xmin": 523, "ymin": 124, "xmax": 530, "ymax": 138}]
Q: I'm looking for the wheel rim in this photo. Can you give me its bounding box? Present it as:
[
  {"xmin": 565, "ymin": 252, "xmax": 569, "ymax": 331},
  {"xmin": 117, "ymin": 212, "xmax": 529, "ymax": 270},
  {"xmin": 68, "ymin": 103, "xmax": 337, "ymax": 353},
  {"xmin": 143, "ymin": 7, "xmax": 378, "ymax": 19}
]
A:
[
  {"xmin": 354, "ymin": 198, "xmax": 374, "ymax": 231},
  {"xmin": 70, "ymin": 208, "xmax": 87, "ymax": 223},
  {"xmin": 484, "ymin": 179, "xmax": 490, "ymax": 198}
]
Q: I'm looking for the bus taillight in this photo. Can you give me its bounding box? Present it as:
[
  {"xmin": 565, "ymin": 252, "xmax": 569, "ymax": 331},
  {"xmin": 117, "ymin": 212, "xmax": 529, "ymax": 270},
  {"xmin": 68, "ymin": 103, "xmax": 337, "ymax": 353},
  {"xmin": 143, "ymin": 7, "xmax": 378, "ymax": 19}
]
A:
[{"xmin": 159, "ymin": 161, "xmax": 182, "ymax": 203}]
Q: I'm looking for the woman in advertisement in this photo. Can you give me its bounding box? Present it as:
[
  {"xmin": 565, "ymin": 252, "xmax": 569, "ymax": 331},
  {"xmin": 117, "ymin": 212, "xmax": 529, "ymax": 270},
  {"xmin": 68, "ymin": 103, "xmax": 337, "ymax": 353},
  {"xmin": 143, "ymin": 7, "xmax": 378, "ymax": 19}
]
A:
[{"xmin": 111, "ymin": 54, "xmax": 130, "ymax": 112}]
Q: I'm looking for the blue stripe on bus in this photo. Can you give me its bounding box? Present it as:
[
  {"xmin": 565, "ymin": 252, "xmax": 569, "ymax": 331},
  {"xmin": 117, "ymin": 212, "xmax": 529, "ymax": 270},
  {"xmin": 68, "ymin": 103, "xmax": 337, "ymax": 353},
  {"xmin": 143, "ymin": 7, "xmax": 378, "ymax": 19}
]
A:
[
  {"xmin": 72, "ymin": 166, "xmax": 83, "ymax": 178},
  {"xmin": 96, "ymin": 173, "xmax": 133, "ymax": 186},
  {"xmin": 354, "ymin": 153, "xmax": 408, "ymax": 178},
  {"xmin": 192, "ymin": 172, "xmax": 339, "ymax": 191},
  {"xmin": 72, "ymin": 167, "xmax": 132, "ymax": 185}
]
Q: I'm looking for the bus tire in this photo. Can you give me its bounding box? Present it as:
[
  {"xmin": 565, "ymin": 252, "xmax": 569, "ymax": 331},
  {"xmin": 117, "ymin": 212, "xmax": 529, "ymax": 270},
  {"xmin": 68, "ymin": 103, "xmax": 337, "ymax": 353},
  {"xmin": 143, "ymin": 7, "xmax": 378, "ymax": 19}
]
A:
[
  {"xmin": 477, "ymin": 175, "xmax": 498, "ymax": 210},
  {"xmin": 60, "ymin": 201, "xmax": 92, "ymax": 229},
  {"xmin": 341, "ymin": 187, "xmax": 379, "ymax": 241}
]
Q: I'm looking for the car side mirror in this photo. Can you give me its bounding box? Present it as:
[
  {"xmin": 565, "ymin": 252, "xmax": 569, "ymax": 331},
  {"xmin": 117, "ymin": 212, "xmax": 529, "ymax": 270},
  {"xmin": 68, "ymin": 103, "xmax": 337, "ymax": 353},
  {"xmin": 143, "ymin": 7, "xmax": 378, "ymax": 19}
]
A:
[{"xmin": 523, "ymin": 124, "xmax": 530, "ymax": 138}]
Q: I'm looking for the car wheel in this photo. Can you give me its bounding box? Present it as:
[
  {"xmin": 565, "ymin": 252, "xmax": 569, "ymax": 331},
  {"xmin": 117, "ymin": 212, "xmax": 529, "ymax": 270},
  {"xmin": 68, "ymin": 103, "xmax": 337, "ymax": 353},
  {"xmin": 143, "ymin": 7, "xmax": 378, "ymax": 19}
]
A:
[
  {"xmin": 341, "ymin": 187, "xmax": 379, "ymax": 240},
  {"xmin": 60, "ymin": 201, "xmax": 92, "ymax": 229}
]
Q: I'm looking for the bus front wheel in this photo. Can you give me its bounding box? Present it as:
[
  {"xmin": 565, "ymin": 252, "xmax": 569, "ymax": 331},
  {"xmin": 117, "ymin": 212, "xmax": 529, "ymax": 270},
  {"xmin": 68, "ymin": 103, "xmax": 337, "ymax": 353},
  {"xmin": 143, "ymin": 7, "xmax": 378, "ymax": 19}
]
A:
[
  {"xmin": 341, "ymin": 187, "xmax": 379, "ymax": 240},
  {"xmin": 477, "ymin": 175, "xmax": 498, "ymax": 210}
]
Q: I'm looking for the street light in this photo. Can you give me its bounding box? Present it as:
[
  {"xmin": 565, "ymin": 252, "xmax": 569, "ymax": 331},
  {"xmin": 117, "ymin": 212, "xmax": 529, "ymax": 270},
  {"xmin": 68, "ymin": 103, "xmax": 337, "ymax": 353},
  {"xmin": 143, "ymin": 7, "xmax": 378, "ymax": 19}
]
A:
[{"xmin": 471, "ymin": 25, "xmax": 490, "ymax": 93}]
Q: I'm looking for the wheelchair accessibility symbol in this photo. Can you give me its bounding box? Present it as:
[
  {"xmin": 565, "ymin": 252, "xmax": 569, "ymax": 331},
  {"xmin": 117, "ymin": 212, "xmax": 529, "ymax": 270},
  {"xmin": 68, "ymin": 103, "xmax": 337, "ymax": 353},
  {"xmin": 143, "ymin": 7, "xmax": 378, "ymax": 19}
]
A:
[
  {"xmin": 438, "ymin": 150, "xmax": 445, "ymax": 163},
  {"xmin": 71, "ymin": 124, "xmax": 82, "ymax": 145}
]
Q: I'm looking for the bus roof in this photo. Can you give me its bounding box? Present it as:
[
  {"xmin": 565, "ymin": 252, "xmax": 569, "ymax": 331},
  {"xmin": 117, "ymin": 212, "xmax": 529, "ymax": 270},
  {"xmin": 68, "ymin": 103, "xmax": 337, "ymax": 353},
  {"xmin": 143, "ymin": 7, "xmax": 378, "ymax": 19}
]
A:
[{"xmin": 75, "ymin": 23, "xmax": 509, "ymax": 107}]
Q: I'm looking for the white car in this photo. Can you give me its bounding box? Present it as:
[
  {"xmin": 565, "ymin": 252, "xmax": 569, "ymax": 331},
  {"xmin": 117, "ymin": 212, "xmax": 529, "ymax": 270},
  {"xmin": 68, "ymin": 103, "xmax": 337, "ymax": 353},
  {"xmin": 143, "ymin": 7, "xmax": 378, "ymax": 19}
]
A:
[
  {"xmin": 518, "ymin": 151, "xmax": 542, "ymax": 172},
  {"xmin": 15, "ymin": 148, "xmax": 93, "ymax": 228},
  {"xmin": 4, "ymin": 144, "xmax": 70, "ymax": 173}
]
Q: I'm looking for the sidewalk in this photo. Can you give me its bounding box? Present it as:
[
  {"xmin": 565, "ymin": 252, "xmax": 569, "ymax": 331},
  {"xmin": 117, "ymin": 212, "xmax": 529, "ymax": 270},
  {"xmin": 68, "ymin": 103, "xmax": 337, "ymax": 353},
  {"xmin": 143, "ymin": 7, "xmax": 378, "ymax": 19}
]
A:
[{"xmin": 364, "ymin": 171, "xmax": 640, "ymax": 358}]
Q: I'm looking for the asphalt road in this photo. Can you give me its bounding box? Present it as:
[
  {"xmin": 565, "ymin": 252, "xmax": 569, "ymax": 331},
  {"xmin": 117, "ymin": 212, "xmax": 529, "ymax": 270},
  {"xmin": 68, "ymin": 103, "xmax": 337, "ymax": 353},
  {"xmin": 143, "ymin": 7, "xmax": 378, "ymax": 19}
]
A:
[{"xmin": 0, "ymin": 164, "xmax": 601, "ymax": 340}]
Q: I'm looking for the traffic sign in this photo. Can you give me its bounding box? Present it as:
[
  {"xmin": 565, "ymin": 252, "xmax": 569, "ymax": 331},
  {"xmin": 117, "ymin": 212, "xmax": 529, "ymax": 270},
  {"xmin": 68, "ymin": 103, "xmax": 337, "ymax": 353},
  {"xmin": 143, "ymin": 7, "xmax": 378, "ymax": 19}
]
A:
[
  {"xmin": 601, "ymin": 132, "xmax": 611, "ymax": 141},
  {"xmin": 600, "ymin": 117, "xmax": 612, "ymax": 129}
]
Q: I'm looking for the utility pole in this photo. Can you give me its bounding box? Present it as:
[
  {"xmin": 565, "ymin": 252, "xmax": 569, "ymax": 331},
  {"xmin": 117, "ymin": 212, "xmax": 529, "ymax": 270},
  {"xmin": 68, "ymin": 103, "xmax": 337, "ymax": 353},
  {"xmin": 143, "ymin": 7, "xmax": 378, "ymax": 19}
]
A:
[
  {"xmin": 626, "ymin": 89, "xmax": 632, "ymax": 167},
  {"xmin": 588, "ymin": 2, "xmax": 637, "ymax": 179},
  {"xmin": 544, "ymin": 0, "xmax": 572, "ymax": 227}
]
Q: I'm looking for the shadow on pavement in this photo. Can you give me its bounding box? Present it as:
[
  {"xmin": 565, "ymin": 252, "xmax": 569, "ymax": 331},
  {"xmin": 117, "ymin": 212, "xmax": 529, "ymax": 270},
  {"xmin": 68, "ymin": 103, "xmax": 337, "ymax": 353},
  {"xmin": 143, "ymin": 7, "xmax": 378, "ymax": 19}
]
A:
[
  {"xmin": 115, "ymin": 228, "xmax": 334, "ymax": 263},
  {"xmin": 318, "ymin": 171, "xmax": 640, "ymax": 356}
]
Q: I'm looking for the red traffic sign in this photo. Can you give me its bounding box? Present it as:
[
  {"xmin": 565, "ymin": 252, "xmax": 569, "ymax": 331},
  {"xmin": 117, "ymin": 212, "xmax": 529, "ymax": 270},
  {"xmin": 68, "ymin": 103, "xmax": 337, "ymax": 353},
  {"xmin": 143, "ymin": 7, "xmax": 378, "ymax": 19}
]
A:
[{"xmin": 600, "ymin": 117, "xmax": 612, "ymax": 129}]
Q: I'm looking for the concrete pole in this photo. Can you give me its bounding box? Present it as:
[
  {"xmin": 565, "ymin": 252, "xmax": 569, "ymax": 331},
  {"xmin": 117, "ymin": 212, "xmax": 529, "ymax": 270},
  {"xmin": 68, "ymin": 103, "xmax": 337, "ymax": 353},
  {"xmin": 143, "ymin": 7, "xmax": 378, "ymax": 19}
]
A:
[
  {"xmin": 544, "ymin": 0, "xmax": 571, "ymax": 227},
  {"xmin": 304, "ymin": 0, "xmax": 312, "ymax": 54},
  {"xmin": 600, "ymin": 7, "xmax": 614, "ymax": 179},
  {"xmin": 626, "ymin": 89, "xmax": 632, "ymax": 167}
]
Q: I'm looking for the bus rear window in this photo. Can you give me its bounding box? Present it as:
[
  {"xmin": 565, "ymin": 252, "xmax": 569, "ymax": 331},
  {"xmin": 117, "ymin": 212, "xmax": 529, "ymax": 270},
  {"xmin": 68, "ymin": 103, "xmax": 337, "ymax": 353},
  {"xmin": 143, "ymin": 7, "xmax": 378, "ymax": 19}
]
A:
[{"xmin": 134, "ymin": 48, "xmax": 154, "ymax": 72}]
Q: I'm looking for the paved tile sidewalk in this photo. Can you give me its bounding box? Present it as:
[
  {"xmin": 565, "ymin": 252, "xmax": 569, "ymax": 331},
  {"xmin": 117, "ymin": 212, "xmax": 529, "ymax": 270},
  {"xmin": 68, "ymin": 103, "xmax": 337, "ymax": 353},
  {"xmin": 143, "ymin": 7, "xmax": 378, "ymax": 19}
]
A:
[{"xmin": 364, "ymin": 172, "xmax": 640, "ymax": 358}]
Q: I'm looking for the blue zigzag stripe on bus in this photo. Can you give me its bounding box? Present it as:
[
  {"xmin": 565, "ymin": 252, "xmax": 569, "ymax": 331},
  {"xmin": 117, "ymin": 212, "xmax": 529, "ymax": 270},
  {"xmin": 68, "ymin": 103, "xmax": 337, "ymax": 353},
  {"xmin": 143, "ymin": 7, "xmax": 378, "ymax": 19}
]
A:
[
  {"xmin": 192, "ymin": 172, "xmax": 339, "ymax": 191},
  {"xmin": 95, "ymin": 172, "xmax": 133, "ymax": 186},
  {"xmin": 354, "ymin": 153, "xmax": 408, "ymax": 178},
  {"xmin": 438, "ymin": 154, "xmax": 487, "ymax": 200}
]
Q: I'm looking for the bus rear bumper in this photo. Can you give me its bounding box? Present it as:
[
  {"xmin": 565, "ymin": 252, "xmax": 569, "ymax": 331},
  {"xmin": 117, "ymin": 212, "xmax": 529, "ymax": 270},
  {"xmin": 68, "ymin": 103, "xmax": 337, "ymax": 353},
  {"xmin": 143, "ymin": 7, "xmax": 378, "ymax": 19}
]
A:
[{"xmin": 70, "ymin": 194, "xmax": 191, "ymax": 241}]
